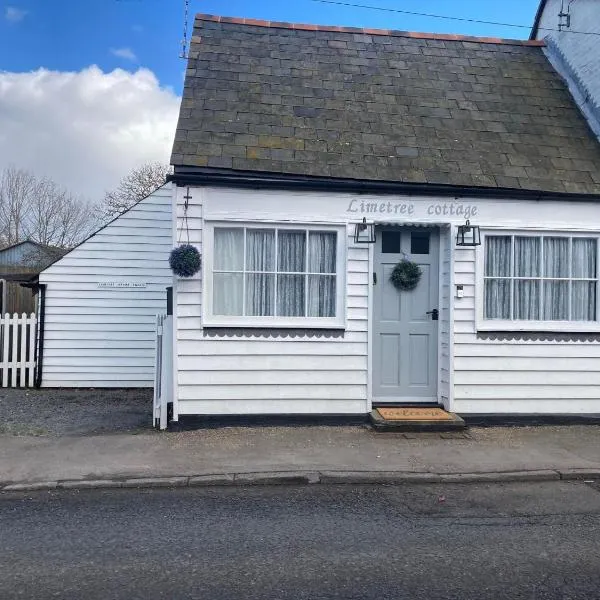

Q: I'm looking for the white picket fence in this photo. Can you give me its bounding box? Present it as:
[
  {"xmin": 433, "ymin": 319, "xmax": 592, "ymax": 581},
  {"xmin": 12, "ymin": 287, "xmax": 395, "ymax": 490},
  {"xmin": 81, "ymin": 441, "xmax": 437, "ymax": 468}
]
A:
[
  {"xmin": 0, "ymin": 312, "xmax": 37, "ymax": 388},
  {"xmin": 153, "ymin": 314, "xmax": 173, "ymax": 430}
]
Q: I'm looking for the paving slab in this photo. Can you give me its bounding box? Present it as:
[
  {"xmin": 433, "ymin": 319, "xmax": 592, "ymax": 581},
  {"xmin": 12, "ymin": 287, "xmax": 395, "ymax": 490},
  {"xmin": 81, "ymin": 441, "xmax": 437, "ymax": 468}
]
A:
[{"xmin": 1, "ymin": 425, "xmax": 600, "ymax": 489}]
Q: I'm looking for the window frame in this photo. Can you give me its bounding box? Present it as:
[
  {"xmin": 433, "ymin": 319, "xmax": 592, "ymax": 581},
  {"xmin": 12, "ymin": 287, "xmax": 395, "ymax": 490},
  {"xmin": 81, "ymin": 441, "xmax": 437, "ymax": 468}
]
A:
[
  {"xmin": 203, "ymin": 221, "xmax": 347, "ymax": 328},
  {"xmin": 476, "ymin": 229, "xmax": 600, "ymax": 332}
]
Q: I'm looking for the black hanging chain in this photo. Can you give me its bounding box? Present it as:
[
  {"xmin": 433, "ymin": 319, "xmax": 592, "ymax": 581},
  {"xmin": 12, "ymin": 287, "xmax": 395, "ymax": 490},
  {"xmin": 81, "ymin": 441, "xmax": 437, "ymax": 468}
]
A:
[{"xmin": 178, "ymin": 186, "xmax": 192, "ymax": 245}]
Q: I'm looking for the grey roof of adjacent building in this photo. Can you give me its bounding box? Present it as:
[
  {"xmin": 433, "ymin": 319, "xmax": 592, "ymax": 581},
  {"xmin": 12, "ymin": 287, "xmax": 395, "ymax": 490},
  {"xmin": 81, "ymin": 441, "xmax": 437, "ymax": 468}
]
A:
[{"xmin": 171, "ymin": 14, "xmax": 600, "ymax": 195}]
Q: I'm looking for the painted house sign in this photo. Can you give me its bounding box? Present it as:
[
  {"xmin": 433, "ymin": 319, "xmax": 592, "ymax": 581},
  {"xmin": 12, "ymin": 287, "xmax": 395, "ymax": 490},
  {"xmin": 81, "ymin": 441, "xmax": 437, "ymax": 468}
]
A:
[
  {"xmin": 346, "ymin": 199, "xmax": 479, "ymax": 219},
  {"xmin": 97, "ymin": 282, "xmax": 148, "ymax": 288}
]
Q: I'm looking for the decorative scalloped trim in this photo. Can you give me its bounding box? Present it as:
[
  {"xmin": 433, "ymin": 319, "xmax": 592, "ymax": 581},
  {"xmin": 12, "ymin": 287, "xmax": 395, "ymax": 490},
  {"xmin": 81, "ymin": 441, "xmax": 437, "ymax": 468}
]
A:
[
  {"xmin": 477, "ymin": 331, "xmax": 600, "ymax": 342},
  {"xmin": 202, "ymin": 328, "xmax": 345, "ymax": 339}
]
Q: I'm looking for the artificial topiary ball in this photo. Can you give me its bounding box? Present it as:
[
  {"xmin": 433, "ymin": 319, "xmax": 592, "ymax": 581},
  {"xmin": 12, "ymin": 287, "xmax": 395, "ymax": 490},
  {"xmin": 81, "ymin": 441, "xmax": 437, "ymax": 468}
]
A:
[{"xmin": 169, "ymin": 244, "xmax": 201, "ymax": 277}]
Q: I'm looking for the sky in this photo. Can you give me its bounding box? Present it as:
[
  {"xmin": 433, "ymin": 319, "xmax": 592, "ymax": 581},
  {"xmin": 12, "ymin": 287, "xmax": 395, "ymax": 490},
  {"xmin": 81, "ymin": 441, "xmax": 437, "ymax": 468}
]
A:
[{"xmin": 0, "ymin": 0, "xmax": 541, "ymax": 201}]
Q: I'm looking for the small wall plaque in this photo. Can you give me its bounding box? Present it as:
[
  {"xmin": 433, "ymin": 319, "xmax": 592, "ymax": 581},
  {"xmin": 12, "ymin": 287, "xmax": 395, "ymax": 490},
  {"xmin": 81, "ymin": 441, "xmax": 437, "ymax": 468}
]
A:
[{"xmin": 97, "ymin": 282, "xmax": 148, "ymax": 288}]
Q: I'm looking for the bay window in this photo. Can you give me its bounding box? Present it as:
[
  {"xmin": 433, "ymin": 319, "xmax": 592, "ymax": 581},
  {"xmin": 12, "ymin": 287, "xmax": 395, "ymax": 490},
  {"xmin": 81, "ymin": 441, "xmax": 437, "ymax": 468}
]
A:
[
  {"xmin": 478, "ymin": 232, "xmax": 600, "ymax": 331},
  {"xmin": 204, "ymin": 223, "xmax": 345, "ymax": 327}
]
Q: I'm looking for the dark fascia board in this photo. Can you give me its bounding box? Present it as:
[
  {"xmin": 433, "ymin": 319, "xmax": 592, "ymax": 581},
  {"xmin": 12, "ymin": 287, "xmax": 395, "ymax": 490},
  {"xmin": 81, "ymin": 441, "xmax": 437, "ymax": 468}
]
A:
[
  {"xmin": 530, "ymin": 0, "xmax": 548, "ymax": 39},
  {"xmin": 169, "ymin": 167, "xmax": 600, "ymax": 203}
]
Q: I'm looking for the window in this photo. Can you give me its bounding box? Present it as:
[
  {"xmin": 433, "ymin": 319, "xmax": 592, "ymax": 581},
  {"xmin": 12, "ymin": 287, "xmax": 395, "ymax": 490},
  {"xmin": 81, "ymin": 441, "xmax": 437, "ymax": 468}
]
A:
[
  {"xmin": 205, "ymin": 224, "xmax": 345, "ymax": 327},
  {"xmin": 479, "ymin": 232, "xmax": 600, "ymax": 331}
]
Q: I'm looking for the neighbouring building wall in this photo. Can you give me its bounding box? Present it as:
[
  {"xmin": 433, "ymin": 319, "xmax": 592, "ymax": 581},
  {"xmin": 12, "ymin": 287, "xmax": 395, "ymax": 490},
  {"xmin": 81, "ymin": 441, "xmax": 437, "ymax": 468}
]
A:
[
  {"xmin": 38, "ymin": 184, "xmax": 173, "ymax": 387},
  {"xmin": 535, "ymin": 0, "xmax": 600, "ymax": 137}
]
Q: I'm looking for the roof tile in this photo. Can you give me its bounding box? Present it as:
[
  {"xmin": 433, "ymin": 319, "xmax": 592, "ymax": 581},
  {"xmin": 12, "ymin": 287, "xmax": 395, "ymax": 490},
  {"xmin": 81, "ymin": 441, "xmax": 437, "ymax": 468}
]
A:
[{"xmin": 171, "ymin": 15, "xmax": 600, "ymax": 193}]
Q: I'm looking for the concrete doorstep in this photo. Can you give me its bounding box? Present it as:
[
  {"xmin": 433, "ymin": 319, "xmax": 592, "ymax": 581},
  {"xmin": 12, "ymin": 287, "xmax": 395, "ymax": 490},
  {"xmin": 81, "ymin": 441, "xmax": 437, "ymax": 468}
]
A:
[{"xmin": 2, "ymin": 468, "xmax": 600, "ymax": 492}]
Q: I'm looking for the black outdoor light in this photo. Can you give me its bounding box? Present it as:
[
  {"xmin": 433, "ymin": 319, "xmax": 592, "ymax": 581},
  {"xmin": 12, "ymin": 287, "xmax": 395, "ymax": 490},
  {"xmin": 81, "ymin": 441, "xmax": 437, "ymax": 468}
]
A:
[
  {"xmin": 354, "ymin": 217, "xmax": 376, "ymax": 244},
  {"xmin": 456, "ymin": 219, "xmax": 481, "ymax": 247}
]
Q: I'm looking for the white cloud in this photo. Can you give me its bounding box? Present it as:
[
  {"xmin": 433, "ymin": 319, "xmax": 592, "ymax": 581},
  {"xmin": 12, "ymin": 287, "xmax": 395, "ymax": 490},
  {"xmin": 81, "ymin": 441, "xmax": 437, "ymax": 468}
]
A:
[
  {"xmin": 0, "ymin": 66, "xmax": 180, "ymax": 200},
  {"xmin": 5, "ymin": 6, "xmax": 27, "ymax": 22},
  {"xmin": 110, "ymin": 47, "xmax": 137, "ymax": 62}
]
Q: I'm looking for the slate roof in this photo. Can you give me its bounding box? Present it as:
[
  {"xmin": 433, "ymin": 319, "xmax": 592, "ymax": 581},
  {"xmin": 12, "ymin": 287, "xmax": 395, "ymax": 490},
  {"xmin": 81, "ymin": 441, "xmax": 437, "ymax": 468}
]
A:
[{"xmin": 171, "ymin": 14, "xmax": 600, "ymax": 195}]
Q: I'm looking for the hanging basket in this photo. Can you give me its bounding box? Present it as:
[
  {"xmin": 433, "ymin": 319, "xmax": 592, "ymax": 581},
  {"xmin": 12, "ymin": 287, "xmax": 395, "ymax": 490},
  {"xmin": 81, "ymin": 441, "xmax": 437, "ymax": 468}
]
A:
[
  {"xmin": 390, "ymin": 259, "xmax": 422, "ymax": 291},
  {"xmin": 169, "ymin": 244, "xmax": 201, "ymax": 277}
]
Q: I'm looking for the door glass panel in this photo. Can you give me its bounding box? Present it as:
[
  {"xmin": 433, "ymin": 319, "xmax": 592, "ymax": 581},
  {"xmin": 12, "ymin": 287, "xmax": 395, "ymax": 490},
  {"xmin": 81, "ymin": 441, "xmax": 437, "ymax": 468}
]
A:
[
  {"xmin": 381, "ymin": 231, "xmax": 401, "ymax": 253},
  {"xmin": 411, "ymin": 232, "xmax": 430, "ymax": 255}
]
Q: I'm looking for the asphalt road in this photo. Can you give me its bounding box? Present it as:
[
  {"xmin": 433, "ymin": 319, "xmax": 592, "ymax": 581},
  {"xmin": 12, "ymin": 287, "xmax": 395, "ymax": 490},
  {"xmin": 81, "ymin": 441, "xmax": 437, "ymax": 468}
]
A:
[{"xmin": 2, "ymin": 481, "xmax": 600, "ymax": 599}]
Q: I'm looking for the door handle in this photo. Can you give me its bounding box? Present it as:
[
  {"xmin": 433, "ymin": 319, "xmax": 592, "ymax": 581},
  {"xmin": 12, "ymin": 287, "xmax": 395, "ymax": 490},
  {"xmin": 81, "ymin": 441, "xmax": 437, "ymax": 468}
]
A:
[{"xmin": 426, "ymin": 308, "xmax": 439, "ymax": 321}]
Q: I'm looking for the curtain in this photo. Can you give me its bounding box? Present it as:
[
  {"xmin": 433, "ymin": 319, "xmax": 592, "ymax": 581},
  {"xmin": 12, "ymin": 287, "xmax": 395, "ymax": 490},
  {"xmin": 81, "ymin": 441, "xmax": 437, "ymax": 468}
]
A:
[
  {"xmin": 485, "ymin": 279, "xmax": 510, "ymax": 319},
  {"xmin": 213, "ymin": 228, "xmax": 244, "ymax": 315},
  {"xmin": 542, "ymin": 237, "xmax": 568, "ymax": 320},
  {"xmin": 513, "ymin": 237, "xmax": 540, "ymax": 320},
  {"xmin": 307, "ymin": 232, "xmax": 336, "ymax": 317},
  {"xmin": 485, "ymin": 235, "xmax": 597, "ymax": 322},
  {"xmin": 308, "ymin": 275, "xmax": 336, "ymax": 317},
  {"xmin": 246, "ymin": 230, "xmax": 275, "ymax": 316},
  {"xmin": 572, "ymin": 238, "xmax": 596, "ymax": 321},
  {"xmin": 277, "ymin": 231, "xmax": 306, "ymax": 316},
  {"xmin": 308, "ymin": 231, "xmax": 336, "ymax": 274},
  {"xmin": 484, "ymin": 236, "xmax": 511, "ymax": 319},
  {"xmin": 213, "ymin": 227, "xmax": 338, "ymax": 318}
]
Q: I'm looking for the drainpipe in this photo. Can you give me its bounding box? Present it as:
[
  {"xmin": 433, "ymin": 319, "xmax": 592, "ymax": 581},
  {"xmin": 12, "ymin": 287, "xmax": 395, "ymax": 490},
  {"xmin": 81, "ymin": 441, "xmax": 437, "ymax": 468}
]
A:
[{"xmin": 34, "ymin": 283, "xmax": 46, "ymax": 389}]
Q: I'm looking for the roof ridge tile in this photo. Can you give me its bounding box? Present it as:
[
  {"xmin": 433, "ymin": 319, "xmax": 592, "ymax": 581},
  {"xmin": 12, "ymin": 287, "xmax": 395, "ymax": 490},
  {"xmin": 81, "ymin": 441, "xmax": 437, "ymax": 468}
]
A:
[{"xmin": 194, "ymin": 13, "xmax": 545, "ymax": 47}]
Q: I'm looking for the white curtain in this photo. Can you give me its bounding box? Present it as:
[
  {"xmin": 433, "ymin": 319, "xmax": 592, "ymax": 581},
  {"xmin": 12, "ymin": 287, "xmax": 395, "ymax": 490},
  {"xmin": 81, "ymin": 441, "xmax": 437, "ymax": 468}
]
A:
[
  {"xmin": 245, "ymin": 230, "xmax": 275, "ymax": 316},
  {"xmin": 213, "ymin": 228, "xmax": 244, "ymax": 315},
  {"xmin": 277, "ymin": 231, "xmax": 305, "ymax": 317},
  {"xmin": 572, "ymin": 238, "xmax": 596, "ymax": 320},
  {"xmin": 307, "ymin": 232, "xmax": 336, "ymax": 317},
  {"xmin": 485, "ymin": 235, "xmax": 597, "ymax": 322},
  {"xmin": 484, "ymin": 236, "xmax": 511, "ymax": 319},
  {"xmin": 213, "ymin": 227, "xmax": 337, "ymax": 318},
  {"xmin": 543, "ymin": 237, "xmax": 568, "ymax": 320}
]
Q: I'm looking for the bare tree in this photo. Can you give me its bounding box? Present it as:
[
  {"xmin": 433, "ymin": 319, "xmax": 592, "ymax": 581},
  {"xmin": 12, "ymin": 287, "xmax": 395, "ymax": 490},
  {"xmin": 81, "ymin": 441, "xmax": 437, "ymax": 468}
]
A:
[
  {"xmin": 0, "ymin": 166, "xmax": 99, "ymax": 249},
  {"xmin": 0, "ymin": 167, "xmax": 36, "ymax": 246},
  {"xmin": 24, "ymin": 178, "xmax": 98, "ymax": 248},
  {"xmin": 101, "ymin": 162, "xmax": 171, "ymax": 220}
]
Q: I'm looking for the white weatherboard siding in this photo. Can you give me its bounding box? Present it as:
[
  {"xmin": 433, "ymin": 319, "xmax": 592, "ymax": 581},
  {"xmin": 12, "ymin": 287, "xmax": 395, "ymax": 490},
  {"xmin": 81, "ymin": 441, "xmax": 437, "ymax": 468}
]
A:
[
  {"xmin": 176, "ymin": 186, "xmax": 600, "ymax": 416},
  {"xmin": 452, "ymin": 243, "xmax": 600, "ymax": 415},
  {"xmin": 39, "ymin": 184, "xmax": 173, "ymax": 387},
  {"xmin": 174, "ymin": 186, "xmax": 369, "ymax": 415}
]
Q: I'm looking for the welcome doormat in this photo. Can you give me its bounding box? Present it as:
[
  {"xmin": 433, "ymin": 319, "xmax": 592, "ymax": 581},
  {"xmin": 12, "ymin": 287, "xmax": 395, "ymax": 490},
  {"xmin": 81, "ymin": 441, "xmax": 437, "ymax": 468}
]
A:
[{"xmin": 376, "ymin": 407, "xmax": 454, "ymax": 421}]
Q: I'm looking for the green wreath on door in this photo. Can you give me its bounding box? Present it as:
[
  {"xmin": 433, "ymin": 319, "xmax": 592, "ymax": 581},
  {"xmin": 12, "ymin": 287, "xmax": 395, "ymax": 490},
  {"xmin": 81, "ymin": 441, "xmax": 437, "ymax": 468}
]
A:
[{"xmin": 389, "ymin": 259, "xmax": 422, "ymax": 291}]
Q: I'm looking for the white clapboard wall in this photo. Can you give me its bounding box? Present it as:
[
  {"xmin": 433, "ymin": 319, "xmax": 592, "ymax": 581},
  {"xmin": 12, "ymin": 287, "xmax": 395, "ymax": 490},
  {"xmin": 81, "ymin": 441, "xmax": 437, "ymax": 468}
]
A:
[{"xmin": 38, "ymin": 184, "xmax": 173, "ymax": 387}]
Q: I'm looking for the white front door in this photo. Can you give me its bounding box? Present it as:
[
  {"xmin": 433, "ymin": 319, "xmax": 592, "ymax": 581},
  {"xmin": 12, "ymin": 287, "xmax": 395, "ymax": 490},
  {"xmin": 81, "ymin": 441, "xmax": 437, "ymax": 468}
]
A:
[{"xmin": 373, "ymin": 227, "xmax": 439, "ymax": 403}]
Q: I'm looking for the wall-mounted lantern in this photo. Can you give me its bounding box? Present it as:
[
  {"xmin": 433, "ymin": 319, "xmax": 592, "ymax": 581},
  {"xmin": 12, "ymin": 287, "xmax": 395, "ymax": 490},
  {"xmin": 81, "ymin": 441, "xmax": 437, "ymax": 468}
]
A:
[
  {"xmin": 456, "ymin": 220, "xmax": 481, "ymax": 247},
  {"xmin": 353, "ymin": 217, "xmax": 376, "ymax": 244}
]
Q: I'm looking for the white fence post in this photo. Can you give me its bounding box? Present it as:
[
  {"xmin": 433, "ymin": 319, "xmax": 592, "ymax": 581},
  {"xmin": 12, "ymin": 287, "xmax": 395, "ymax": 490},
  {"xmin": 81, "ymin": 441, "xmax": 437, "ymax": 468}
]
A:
[
  {"xmin": 0, "ymin": 312, "xmax": 37, "ymax": 388},
  {"xmin": 153, "ymin": 314, "xmax": 163, "ymax": 427},
  {"xmin": 153, "ymin": 314, "xmax": 172, "ymax": 430}
]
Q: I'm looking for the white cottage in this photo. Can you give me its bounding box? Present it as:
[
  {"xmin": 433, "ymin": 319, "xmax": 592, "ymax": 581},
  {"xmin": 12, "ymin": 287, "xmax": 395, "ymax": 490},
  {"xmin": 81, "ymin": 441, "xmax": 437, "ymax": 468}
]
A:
[
  {"xmin": 32, "ymin": 13, "xmax": 599, "ymax": 419},
  {"xmin": 166, "ymin": 14, "xmax": 600, "ymax": 419}
]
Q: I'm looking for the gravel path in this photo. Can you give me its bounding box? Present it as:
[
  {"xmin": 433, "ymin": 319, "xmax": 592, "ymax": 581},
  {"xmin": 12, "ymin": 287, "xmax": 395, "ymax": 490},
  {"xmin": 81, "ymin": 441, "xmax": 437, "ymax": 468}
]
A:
[{"xmin": 0, "ymin": 388, "xmax": 153, "ymax": 436}]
